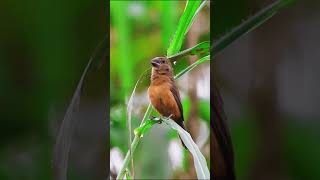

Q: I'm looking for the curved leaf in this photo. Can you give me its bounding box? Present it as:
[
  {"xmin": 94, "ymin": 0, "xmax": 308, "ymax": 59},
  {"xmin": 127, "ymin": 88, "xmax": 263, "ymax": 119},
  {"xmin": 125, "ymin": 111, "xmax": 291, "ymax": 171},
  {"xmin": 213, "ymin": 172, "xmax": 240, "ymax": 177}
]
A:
[
  {"xmin": 167, "ymin": 0, "xmax": 207, "ymax": 56},
  {"xmin": 53, "ymin": 35, "xmax": 107, "ymax": 180},
  {"xmin": 168, "ymin": 41, "xmax": 210, "ymax": 62},
  {"xmin": 174, "ymin": 55, "xmax": 210, "ymax": 79},
  {"xmin": 134, "ymin": 119, "xmax": 160, "ymax": 137},
  {"xmin": 212, "ymin": 0, "xmax": 298, "ymax": 58},
  {"xmin": 162, "ymin": 117, "xmax": 210, "ymax": 179}
]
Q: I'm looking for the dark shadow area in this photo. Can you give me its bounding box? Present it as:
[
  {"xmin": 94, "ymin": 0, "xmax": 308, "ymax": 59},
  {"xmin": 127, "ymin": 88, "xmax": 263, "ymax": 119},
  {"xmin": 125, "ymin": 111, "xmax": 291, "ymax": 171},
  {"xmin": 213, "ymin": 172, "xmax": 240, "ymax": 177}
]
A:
[
  {"xmin": 212, "ymin": 0, "xmax": 320, "ymax": 179},
  {"xmin": 0, "ymin": 0, "xmax": 108, "ymax": 179}
]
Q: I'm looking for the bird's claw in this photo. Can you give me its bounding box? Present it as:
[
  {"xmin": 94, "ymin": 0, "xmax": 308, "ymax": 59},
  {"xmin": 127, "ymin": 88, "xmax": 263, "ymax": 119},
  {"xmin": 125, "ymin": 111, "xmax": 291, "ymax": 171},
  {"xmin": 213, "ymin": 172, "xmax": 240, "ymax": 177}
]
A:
[
  {"xmin": 149, "ymin": 116, "xmax": 163, "ymax": 124},
  {"xmin": 149, "ymin": 115, "xmax": 157, "ymax": 120}
]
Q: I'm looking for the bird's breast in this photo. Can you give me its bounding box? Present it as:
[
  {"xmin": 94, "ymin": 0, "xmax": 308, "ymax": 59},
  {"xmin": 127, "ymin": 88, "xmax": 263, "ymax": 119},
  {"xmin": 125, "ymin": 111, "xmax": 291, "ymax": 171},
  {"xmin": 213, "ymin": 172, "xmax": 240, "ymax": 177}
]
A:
[{"xmin": 148, "ymin": 83, "xmax": 180, "ymax": 119}]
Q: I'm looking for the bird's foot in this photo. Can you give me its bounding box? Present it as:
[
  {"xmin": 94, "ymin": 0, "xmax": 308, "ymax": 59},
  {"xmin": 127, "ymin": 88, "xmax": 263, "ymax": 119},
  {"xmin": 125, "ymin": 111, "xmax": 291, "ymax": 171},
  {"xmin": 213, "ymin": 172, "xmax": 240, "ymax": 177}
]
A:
[{"xmin": 149, "ymin": 116, "xmax": 162, "ymax": 124}]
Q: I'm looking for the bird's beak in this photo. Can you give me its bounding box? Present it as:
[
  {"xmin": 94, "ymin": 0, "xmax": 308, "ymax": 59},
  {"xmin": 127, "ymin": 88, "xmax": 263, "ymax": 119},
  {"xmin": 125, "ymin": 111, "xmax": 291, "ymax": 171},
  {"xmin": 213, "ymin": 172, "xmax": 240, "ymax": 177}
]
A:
[{"xmin": 151, "ymin": 61, "xmax": 160, "ymax": 68}]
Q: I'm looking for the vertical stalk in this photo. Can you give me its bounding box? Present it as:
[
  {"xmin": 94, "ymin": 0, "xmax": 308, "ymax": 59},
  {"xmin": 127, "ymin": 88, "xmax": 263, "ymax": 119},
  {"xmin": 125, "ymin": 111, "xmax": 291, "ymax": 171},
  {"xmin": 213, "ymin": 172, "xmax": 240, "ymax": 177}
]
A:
[{"xmin": 116, "ymin": 104, "xmax": 152, "ymax": 179}]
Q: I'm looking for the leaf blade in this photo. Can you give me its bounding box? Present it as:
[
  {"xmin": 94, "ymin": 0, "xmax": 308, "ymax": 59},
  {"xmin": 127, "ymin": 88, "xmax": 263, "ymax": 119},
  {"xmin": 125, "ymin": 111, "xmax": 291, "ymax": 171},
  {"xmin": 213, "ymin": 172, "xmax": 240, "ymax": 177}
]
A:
[
  {"xmin": 162, "ymin": 117, "xmax": 210, "ymax": 179},
  {"xmin": 167, "ymin": 0, "xmax": 205, "ymax": 56},
  {"xmin": 168, "ymin": 41, "xmax": 210, "ymax": 62},
  {"xmin": 212, "ymin": 0, "xmax": 298, "ymax": 58},
  {"xmin": 174, "ymin": 55, "xmax": 210, "ymax": 79}
]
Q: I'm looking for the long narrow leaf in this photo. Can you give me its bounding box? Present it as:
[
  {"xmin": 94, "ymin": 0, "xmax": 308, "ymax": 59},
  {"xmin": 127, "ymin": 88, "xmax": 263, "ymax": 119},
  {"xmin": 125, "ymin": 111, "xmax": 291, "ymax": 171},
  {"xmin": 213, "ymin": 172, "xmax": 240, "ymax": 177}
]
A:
[
  {"xmin": 168, "ymin": 41, "xmax": 210, "ymax": 62},
  {"xmin": 116, "ymin": 104, "xmax": 153, "ymax": 180},
  {"xmin": 174, "ymin": 55, "xmax": 210, "ymax": 79},
  {"xmin": 125, "ymin": 68, "xmax": 150, "ymax": 178},
  {"xmin": 53, "ymin": 35, "xmax": 107, "ymax": 180},
  {"xmin": 167, "ymin": 0, "xmax": 206, "ymax": 56},
  {"xmin": 162, "ymin": 117, "xmax": 210, "ymax": 179},
  {"xmin": 212, "ymin": 0, "xmax": 298, "ymax": 58}
]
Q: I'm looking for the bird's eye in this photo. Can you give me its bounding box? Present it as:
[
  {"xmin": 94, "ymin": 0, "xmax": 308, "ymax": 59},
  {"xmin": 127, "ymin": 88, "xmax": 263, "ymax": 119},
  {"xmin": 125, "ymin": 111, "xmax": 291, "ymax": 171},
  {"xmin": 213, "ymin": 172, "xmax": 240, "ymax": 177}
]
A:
[
  {"xmin": 165, "ymin": 68, "xmax": 169, "ymax": 71},
  {"xmin": 162, "ymin": 60, "xmax": 165, "ymax": 63}
]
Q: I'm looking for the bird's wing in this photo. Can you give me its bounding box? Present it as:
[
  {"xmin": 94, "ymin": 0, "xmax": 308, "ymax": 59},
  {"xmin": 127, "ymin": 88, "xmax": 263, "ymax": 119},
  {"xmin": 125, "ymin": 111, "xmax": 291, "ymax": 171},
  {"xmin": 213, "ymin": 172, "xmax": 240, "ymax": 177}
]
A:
[{"xmin": 170, "ymin": 84, "xmax": 184, "ymax": 121}]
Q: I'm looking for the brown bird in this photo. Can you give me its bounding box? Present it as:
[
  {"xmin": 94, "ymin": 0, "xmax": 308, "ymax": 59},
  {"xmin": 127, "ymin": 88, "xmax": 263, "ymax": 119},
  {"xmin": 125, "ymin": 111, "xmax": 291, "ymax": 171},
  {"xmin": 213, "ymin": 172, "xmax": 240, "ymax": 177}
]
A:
[{"xmin": 148, "ymin": 57, "xmax": 187, "ymax": 149}]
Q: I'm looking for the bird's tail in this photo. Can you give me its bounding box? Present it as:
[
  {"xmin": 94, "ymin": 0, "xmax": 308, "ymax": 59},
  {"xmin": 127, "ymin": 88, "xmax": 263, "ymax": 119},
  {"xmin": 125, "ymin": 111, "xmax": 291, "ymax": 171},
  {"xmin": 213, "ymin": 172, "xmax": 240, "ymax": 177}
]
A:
[
  {"xmin": 177, "ymin": 120, "xmax": 188, "ymax": 149},
  {"xmin": 179, "ymin": 136, "xmax": 187, "ymax": 149}
]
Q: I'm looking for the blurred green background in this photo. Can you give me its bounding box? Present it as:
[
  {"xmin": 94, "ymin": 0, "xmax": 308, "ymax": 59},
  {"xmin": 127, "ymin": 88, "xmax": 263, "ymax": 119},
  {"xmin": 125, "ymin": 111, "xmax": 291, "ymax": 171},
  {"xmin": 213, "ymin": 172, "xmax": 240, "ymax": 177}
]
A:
[
  {"xmin": 213, "ymin": 0, "xmax": 320, "ymax": 179},
  {"xmin": 110, "ymin": 1, "xmax": 210, "ymax": 179},
  {"xmin": 0, "ymin": 0, "xmax": 106, "ymax": 179}
]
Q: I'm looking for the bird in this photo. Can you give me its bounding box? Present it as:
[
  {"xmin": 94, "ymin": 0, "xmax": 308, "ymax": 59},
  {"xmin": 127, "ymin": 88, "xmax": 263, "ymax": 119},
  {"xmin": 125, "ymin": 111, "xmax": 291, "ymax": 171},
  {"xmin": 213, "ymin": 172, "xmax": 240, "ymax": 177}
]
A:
[{"xmin": 148, "ymin": 57, "xmax": 187, "ymax": 149}]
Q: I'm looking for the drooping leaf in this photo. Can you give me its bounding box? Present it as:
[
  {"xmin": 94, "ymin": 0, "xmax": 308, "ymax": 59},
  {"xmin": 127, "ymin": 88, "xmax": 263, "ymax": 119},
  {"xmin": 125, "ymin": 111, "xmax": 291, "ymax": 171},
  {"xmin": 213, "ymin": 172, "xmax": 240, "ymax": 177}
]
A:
[{"xmin": 161, "ymin": 117, "xmax": 210, "ymax": 179}]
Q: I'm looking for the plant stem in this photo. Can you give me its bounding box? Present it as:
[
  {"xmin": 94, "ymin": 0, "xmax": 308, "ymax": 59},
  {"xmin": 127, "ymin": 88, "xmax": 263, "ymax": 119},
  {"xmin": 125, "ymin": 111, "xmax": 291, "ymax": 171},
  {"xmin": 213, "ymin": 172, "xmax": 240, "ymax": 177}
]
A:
[
  {"xmin": 116, "ymin": 104, "xmax": 152, "ymax": 179},
  {"xmin": 117, "ymin": 134, "xmax": 140, "ymax": 179}
]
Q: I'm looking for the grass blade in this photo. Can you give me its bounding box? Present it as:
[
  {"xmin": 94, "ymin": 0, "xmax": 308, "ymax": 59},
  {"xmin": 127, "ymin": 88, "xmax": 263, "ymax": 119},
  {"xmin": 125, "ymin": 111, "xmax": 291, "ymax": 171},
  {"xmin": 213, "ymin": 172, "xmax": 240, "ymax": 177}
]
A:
[
  {"xmin": 212, "ymin": 0, "xmax": 298, "ymax": 58},
  {"xmin": 162, "ymin": 117, "xmax": 210, "ymax": 179},
  {"xmin": 174, "ymin": 55, "xmax": 210, "ymax": 79},
  {"xmin": 134, "ymin": 119, "xmax": 160, "ymax": 137},
  {"xmin": 125, "ymin": 68, "xmax": 150, "ymax": 178},
  {"xmin": 53, "ymin": 35, "xmax": 107, "ymax": 180},
  {"xmin": 167, "ymin": 0, "xmax": 206, "ymax": 56},
  {"xmin": 116, "ymin": 104, "xmax": 153, "ymax": 180},
  {"xmin": 168, "ymin": 41, "xmax": 210, "ymax": 62}
]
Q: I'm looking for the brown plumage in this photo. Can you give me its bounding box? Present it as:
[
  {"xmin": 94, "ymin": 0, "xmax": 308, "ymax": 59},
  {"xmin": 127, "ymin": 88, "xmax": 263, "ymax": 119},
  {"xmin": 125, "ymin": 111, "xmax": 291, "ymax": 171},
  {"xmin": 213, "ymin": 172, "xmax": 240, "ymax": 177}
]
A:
[{"xmin": 148, "ymin": 57, "xmax": 187, "ymax": 149}]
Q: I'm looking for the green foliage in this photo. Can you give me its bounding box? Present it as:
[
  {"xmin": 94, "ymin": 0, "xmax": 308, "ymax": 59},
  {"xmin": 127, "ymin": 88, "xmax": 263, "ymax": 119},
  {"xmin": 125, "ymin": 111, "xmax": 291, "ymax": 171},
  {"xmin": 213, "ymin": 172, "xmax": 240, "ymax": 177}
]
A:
[
  {"xmin": 110, "ymin": 105, "xmax": 140, "ymax": 152},
  {"xmin": 168, "ymin": 41, "xmax": 210, "ymax": 62},
  {"xmin": 174, "ymin": 55, "xmax": 209, "ymax": 79},
  {"xmin": 132, "ymin": 115, "xmax": 211, "ymax": 179},
  {"xmin": 161, "ymin": 117, "xmax": 210, "ymax": 179},
  {"xmin": 167, "ymin": 0, "xmax": 206, "ymax": 56},
  {"xmin": 134, "ymin": 119, "xmax": 160, "ymax": 137}
]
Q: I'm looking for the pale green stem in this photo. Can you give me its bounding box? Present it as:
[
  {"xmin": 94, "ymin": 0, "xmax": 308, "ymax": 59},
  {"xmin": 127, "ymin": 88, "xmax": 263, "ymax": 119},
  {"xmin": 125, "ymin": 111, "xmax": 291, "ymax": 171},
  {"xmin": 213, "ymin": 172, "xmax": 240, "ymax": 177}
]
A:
[{"xmin": 116, "ymin": 104, "xmax": 152, "ymax": 179}]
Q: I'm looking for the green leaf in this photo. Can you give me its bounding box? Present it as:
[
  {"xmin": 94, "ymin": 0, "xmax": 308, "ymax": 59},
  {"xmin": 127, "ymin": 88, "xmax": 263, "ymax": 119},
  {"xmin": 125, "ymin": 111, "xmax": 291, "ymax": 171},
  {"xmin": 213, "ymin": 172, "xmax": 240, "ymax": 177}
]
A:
[
  {"xmin": 168, "ymin": 41, "xmax": 210, "ymax": 62},
  {"xmin": 116, "ymin": 104, "xmax": 153, "ymax": 180},
  {"xmin": 125, "ymin": 169, "xmax": 132, "ymax": 180},
  {"xmin": 167, "ymin": 0, "xmax": 207, "ymax": 56},
  {"xmin": 174, "ymin": 55, "xmax": 210, "ymax": 79},
  {"xmin": 212, "ymin": 0, "xmax": 298, "ymax": 58},
  {"xmin": 134, "ymin": 119, "xmax": 160, "ymax": 138},
  {"xmin": 161, "ymin": 117, "xmax": 210, "ymax": 179}
]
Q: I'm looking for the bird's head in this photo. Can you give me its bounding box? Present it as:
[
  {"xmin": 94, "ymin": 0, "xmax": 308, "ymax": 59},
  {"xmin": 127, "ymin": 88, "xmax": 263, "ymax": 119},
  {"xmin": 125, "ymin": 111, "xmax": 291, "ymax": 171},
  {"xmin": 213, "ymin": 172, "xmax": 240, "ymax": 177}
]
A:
[{"xmin": 151, "ymin": 57, "xmax": 173, "ymax": 76}]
